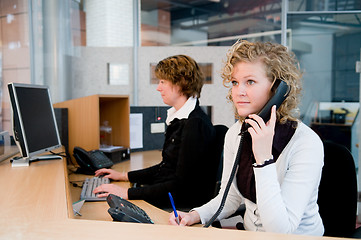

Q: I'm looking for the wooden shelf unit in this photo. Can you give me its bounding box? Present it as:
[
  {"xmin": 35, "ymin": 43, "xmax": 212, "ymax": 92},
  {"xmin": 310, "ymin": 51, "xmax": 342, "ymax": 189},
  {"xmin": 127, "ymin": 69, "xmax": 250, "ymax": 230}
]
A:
[{"xmin": 53, "ymin": 94, "xmax": 130, "ymax": 161}]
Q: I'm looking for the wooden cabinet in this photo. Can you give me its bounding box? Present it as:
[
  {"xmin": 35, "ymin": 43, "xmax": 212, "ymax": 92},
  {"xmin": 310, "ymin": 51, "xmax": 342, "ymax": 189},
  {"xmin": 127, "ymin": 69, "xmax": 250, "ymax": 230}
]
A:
[{"xmin": 53, "ymin": 95, "xmax": 130, "ymax": 162}]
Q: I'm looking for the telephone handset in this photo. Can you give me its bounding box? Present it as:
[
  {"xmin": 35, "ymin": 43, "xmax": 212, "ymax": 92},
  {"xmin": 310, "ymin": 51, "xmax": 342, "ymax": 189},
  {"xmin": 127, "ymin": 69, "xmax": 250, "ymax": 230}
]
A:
[
  {"xmin": 73, "ymin": 146, "xmax": 113, "ymax": 175},
  {"xmin": 244, "ymin": 79, "xmax": 290, "ymax": 130}
]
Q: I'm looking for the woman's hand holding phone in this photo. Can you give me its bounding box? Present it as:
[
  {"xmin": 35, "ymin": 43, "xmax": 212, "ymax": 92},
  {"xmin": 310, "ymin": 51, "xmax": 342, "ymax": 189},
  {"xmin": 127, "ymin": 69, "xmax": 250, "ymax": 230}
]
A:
[{"xmin": 245, "ymin": 105, "xmax": 276, "ymax": 164}]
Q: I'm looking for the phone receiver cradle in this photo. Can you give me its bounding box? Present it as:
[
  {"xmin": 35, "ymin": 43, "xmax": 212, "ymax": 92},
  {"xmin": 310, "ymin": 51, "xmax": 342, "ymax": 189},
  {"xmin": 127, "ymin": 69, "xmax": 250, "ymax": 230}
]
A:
[{"xmin": 73, "ymin": 146, "xmax": 113, "ymax": 175}]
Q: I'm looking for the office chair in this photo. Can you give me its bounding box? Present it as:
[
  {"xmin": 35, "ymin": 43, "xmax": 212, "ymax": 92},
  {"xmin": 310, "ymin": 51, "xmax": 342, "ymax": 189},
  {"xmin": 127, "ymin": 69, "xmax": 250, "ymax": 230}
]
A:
[
  {"xmin": 164, "ymin": 124, "xmax": 229, "ymax": 214},
  {"xmin": 213, "ymin": 125, "xmax": 229, "ymax": 197},
  {"xmin": 317, "ymin": 140, "xmax": 358, "ymax": 238}
]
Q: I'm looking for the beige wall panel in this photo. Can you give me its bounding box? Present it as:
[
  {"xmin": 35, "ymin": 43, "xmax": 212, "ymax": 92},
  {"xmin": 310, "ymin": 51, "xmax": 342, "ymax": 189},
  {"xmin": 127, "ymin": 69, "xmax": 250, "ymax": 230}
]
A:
[
  {"xmin": 1, "ymin": 14, "xmax": 30, "ymax": 69},
  {"xmin": 2, "ymin": 47, "xmax": 30, "ymax": 69},
  {"xmin": 1, "ymin": 13, "xmax": 29, "ymax": 49},
  {"xmin": 0, "ymin": 0, "xmax": 28, "ymax": 16}
]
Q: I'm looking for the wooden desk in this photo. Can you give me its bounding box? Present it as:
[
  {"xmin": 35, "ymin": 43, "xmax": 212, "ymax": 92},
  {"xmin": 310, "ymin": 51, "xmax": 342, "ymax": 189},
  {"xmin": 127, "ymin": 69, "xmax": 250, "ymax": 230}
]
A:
[
  {"xmin": 0, "ymin": 150, "xmax": 340, "ymax": 239},
  {"xmin": 68, "ymin": 150, "xmax": 170, "ymax": 224}
]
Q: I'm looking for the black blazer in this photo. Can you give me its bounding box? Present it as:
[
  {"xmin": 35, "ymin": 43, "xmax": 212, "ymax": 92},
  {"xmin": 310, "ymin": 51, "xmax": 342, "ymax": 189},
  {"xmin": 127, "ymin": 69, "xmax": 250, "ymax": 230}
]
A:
[{"xmin": 127, "ymin": 102, "xmax": 219, "ymax": 208}]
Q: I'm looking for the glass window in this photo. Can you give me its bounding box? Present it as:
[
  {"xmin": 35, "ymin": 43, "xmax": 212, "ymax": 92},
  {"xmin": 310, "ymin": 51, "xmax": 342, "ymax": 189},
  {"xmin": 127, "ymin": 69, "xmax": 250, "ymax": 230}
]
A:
[
  {"xmin": 289, "ymin": 0, "xmax": 361, "ymax": 11},
  {"xmin": 140, "ymin": 0, "xmax": 283, "ymax": 46},
  {"xmin": 1, "ymin": 0, "xmax": 360, "ymax": 140},
  {"xmin": 287, "ymin": 12, "xmax": 361, "ymax": 108},
  {"xmin": 288, "ymin": 10, "xmax": 361, "ymax": 164}
]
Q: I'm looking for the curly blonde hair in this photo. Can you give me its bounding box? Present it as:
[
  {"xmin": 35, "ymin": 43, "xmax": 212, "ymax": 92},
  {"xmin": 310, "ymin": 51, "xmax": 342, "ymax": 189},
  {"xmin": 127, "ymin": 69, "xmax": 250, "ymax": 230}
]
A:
[
  {"xmin": 155, "ymin": 55, "xmax": 204, "ymax": 98},
  {"xmin": 222, "ymin": 40, "xmax": 303, "ymax": 123}
]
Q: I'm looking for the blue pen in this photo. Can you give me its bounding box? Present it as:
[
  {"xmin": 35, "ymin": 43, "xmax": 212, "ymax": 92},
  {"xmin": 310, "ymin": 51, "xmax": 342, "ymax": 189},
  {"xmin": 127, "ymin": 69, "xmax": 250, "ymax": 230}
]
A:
[{"xmin": 168, "ymin": 192, "xmax": 180, "ymax": 225}]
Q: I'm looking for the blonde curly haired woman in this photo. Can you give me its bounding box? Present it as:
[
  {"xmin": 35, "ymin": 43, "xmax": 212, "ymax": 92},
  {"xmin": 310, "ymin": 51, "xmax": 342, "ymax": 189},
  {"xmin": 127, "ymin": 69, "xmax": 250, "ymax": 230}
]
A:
[{"xmin": 169, "ymin": 41, "xmax": 324, "ymax": 236}]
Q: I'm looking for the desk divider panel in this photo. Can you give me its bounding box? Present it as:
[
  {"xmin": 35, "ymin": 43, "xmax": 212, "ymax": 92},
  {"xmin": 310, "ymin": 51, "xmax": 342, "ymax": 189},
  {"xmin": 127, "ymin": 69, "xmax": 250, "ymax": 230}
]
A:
[
  {"xmin": 130, "ymin": 105, "xmax": 212, "ymax": 152},
  {"xmin": 130, "ymin": 106, "xmax": 169, "ymax": 152}
]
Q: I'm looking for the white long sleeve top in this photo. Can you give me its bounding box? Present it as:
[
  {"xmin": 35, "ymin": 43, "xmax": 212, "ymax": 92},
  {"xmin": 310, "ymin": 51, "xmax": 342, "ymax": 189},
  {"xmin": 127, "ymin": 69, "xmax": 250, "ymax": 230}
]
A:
[{"xmin": 194, "ymin": 120, "xmax": 324, "ymax": 236}]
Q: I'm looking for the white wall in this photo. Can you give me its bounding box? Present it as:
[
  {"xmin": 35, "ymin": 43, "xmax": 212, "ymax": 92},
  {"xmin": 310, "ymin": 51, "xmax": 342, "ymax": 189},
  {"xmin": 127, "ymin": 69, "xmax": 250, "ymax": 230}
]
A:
[
  {"xmin": 70, "ymin": 47, "xmax": 133, "ymax": 99},
  {"xmin": 68, "ymin": 46, "xmax": 236, "ymax": 128}
]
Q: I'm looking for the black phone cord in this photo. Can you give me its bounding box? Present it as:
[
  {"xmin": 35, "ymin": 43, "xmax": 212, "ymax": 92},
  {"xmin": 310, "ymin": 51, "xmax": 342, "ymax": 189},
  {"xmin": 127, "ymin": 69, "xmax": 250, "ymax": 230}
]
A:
[{"xmin": 204, "ymin": 130, "xmax": 246, "ymax": 228}]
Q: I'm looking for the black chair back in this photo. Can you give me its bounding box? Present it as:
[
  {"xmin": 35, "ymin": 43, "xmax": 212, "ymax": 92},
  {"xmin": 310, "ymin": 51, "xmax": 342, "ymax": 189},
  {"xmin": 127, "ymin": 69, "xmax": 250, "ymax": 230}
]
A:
[
  {"xmin": 318, "ymin": 140, "xmax": 357, "ymax": 237},
  {"xmin": 213, "ymin": 124, "xmax": 228, "ymax": 197}
]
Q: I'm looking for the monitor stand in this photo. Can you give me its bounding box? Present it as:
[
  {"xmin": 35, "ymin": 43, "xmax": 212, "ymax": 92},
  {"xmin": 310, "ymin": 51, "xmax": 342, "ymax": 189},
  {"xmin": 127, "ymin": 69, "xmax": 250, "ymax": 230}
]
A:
[
  {"xmin": 11, "ymin": 154, "xmax": 62, "ymax": 167},
  {"xmin": 30, "ymin": 154, "xmax": 62, "ymax": 161},
  {"xmin": 11, "ymin": 157, "xmax": 30, "ymax": 167}
]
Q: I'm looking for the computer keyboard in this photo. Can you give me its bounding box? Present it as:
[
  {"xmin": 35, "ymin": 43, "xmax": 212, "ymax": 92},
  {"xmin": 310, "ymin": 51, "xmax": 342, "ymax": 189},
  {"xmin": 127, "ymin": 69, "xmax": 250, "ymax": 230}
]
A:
[{"xmin": 80, "ymin": 177, "xmax": 110, "ymax": 201}]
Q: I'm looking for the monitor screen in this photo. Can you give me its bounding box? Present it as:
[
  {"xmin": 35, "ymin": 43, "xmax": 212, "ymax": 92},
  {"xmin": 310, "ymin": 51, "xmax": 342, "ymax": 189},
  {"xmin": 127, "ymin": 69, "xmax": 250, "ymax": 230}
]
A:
[{"xmin": 8, "ymin": 83, "xmax": 62, "ymax": 159}]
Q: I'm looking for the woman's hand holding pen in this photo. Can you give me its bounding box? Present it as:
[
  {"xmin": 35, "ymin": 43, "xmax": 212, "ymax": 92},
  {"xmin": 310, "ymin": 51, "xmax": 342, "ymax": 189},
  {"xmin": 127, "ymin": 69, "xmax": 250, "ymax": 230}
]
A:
[
  {"xmin": 169, "ymin": 210, "xmax": 201, "ymax": 226},
  {"xmin": 95, "ymin": 168, "xmax": 128, "ymax": 181},
  {"xmin": 245, "ymin": 105, "xmax": 276, "ymax": 165}
]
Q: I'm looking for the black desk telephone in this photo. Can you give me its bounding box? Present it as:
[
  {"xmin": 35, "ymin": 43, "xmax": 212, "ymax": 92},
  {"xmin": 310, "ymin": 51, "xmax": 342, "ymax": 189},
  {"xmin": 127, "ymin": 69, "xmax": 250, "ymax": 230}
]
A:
[
  {"xmin": 73, "ymin": 146, "xmax": 113, "ymax": 175},
  {"xmin": 107, "ymin": 194, "xmax": 154, "ymax": 224}
]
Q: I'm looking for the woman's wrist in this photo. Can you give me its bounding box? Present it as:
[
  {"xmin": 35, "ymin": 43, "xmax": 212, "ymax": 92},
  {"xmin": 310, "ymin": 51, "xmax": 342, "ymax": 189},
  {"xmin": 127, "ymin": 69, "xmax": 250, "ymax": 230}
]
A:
[
  {"xmin": 189, "ymin": 210, "xmax": 201, "ymax": 225},
  {"xmin": 253, "ymin": 155, "xmax": 274, "ymax": 168},
  {"xmin": 121, "ymin": 172, "xmax": 129, "ymax": 181},
  {"xmin": 255, "ymin": 154, "xmax": 273, "ymax": 165}
]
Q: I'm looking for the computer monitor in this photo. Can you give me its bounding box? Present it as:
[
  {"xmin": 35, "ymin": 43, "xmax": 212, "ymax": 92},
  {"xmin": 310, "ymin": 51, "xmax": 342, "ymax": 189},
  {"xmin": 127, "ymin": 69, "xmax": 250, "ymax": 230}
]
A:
[{"xmin": 8, "ymin": 83, "xmax": 62, "ymax": 162}]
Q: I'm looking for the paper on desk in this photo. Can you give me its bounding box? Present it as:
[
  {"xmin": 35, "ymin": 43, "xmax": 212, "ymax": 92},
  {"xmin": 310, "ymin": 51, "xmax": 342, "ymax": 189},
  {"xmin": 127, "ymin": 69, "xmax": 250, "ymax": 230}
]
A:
[
  {"xmin": 130, "ymin": 113, "xmax": 143, "ymax": 149},
  {"xmin": 99, "ymin": 146, "xmax": 124, "ymax": 152},
  {"xmin": 72, "ymin": 200, "xmax": 85, "ymax": 216}
]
